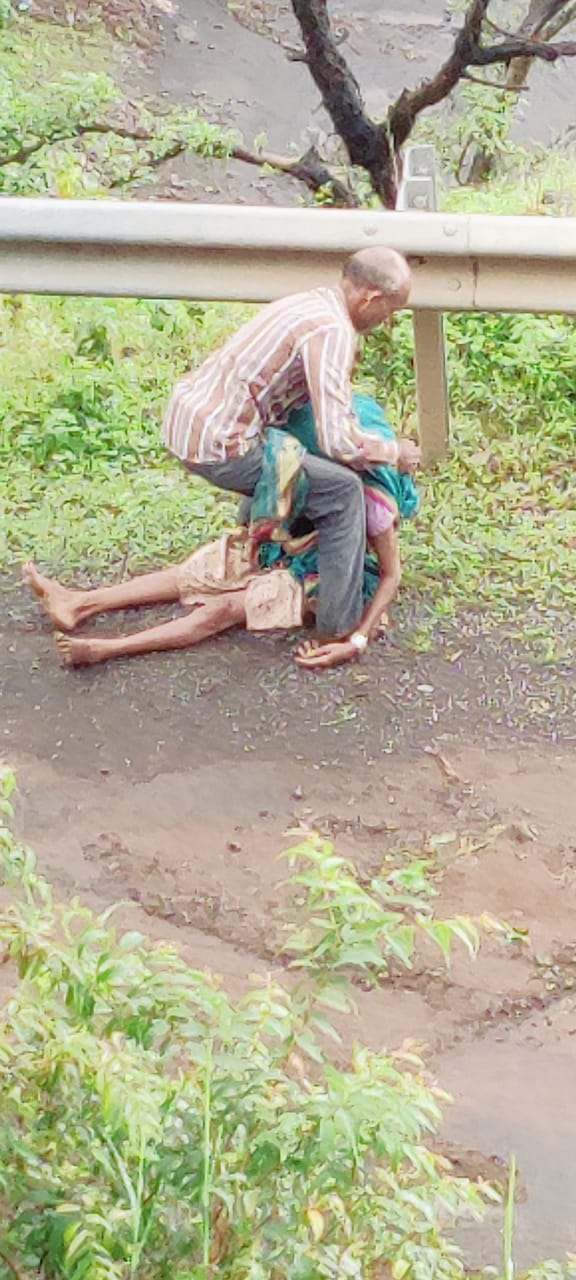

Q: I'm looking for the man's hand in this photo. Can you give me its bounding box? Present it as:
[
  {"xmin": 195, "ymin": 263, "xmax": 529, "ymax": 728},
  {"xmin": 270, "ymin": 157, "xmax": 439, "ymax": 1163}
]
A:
[
  {"xmin": 294, "ymin": 639, "xmax": 359, "ymax": 670},
  {"xmin": 396, "ymin": 439, "xmax": 421, "ymax": 474},
  {"xmin": 357, "ymin": 436, "xmax": 421, "ymax": 471},
  {"xmin": 359, "ymin": 436, "xmax": 397, "ymax": 466}
]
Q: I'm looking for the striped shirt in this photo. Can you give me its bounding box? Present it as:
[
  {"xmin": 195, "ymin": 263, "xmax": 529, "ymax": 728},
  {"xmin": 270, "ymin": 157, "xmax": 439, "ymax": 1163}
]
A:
[{"xmin": 162, "ymin": 285, "xmax": 398, "ymax": 467}]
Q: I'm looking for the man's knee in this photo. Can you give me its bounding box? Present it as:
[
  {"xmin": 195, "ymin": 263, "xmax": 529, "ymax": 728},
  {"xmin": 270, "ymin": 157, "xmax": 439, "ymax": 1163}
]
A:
[
  {"xmin": 330, "ymin": 467, "xmax": 364, "ymax": 516},
  {"xmin": 333, "ymin": 467, "xmax": 363, "ymax": 496},
  {"xmin": 302, "ymin": 455, "xmax": 365, "ymax": 526},
  {"xmin": 304, "ymin": 456, "xmax": 362, "ymax": 497}
]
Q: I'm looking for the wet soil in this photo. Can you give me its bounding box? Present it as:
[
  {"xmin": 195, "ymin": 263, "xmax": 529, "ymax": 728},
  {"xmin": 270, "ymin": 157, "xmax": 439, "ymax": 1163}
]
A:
[{"xmin": 3, "ymin": 571, "xmax": 576, "ymax": 1268}]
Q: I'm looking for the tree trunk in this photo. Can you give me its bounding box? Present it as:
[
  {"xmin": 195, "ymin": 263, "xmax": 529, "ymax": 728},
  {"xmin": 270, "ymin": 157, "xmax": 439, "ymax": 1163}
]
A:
[{"xmin": 291, "ymin": 0, "xmax": 398, "ymax": 206}]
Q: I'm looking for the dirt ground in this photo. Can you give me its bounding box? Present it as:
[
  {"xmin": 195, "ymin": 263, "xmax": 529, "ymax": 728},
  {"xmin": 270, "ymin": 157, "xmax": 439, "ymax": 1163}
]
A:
[
  {"xmin": 28, "ymin": 0, "xmax": 172, "ymax": 46},
  {"xmin": 2, "ymin": 569, "xmax": 576, "ymax": 1269}
]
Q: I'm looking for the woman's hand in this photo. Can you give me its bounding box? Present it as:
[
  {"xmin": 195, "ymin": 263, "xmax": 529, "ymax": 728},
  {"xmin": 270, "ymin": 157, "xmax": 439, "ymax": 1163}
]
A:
[{"xmin": 294, "ymin": 638, "xmax": 359, "ymax": 670}]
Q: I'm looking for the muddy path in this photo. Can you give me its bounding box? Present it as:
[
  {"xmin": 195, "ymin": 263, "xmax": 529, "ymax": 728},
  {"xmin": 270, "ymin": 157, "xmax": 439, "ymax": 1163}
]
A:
[{"xmin": 3, "ymin": 571, "xmax": 576, "ymax": 1268}]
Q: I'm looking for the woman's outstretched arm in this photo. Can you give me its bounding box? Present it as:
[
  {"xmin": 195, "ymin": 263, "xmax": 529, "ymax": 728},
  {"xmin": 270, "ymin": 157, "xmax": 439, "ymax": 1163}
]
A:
[{"xmin": 295, "ymin": 525, "xmax": 401, "ymax": 670}]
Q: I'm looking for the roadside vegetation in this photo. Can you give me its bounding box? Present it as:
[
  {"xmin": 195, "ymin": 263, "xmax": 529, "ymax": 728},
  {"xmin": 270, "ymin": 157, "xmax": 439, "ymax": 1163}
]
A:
[{"xmin": 0, "ymin": 7, "xmax": 575, "ymax": 1274}]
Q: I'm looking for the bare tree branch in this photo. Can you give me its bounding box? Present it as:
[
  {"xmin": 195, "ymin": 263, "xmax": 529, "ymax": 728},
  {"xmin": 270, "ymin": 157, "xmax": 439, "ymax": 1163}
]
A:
[
  {"xmin": 541, "ymin": 1, "xmax": 576, "ymax": 38},
  {"xmin": 290, "ymin": 0, "xmax": 398, "ymax": 205},
  {"xmin": 389, "ymin": 1, "xmax": 576, "ymax": 153},
  {"xmin": 389, "ymin": 0, "xmax": 491, "ymax": 149},
  {"xmin": 231, "ymin": 143, "xmax": 358, "ymax": 205},
  {"xmin": 289, "ymin": 0, "xmax": 576, "ymax": 205},
  {"xmin": 520, "ymin": 0, "xmax": 575, "ymax": 34},
  {"xmin": 0, "ymin": 122, "xmax": 156, "ymax": 168},
  {"xmin": 462, "ymin": 71, "xmax": 528, "ymax": 90},
  {"xmin": 0, "ymin": 115, "xmax": 357, "ymax": 206},
  {"xmin": 506, "ymin": 0, "xmax": 576, "ymax": 86},
  {"xmin": 484, "ymin": 15, "xmax": 515, "ymax": 38},
  {"xmin": 113, "ymin": 138, "xmax": 358, "ymax": 201},
  {"xmin": 286, "ymin": 23, "xmax": 349, "ymax": 62},
  {"xmin": 473, "ymin": 35, "xmax": 576, "ymax": 64}
]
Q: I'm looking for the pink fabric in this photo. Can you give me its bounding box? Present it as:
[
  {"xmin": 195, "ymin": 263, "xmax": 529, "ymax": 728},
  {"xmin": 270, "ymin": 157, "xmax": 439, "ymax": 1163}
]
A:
[{"xmin": 365, "ymin": 490, "xmax": 396, "ymax": 540}]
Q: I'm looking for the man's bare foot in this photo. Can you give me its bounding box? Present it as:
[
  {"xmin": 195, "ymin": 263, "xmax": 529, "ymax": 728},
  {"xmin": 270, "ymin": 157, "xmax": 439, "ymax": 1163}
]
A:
[
  {"xmin": 22, "ymin": 561, "xmax": 82, "ymax": 632},
  {"xmin": 56, "ymin": 633, "xmax": 109, "ymax": 668}
]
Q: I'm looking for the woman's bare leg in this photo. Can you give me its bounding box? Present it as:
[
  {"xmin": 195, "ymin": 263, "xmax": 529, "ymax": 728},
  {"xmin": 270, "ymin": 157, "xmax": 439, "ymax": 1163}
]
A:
[
  {"xmin": 55, "ymin": 593, "xmax": 247, "ymax": 668},
  {"xmin": 22, "ymin": 560, "xmax": 181, "ymax": 632}
]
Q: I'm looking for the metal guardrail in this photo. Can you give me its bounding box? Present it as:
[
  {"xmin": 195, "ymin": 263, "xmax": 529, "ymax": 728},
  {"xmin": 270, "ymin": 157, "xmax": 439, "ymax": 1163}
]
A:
[
  {"xmin": 1, "ymin": 196, "xmax": 575, "ymax": 458},
  {"xmin": 2, "ymin": 197, "xmax": 576, "ymax": 309}
]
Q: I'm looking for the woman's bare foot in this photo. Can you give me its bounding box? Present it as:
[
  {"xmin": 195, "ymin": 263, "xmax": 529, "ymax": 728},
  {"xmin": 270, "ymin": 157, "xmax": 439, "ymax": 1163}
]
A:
[
  {"xmin": 56, "ymin": 633, "xmax": 109, "ymax": 668},
  {"xmin": 22, "ymin": 561, "xmax": 83, "ymax": 632}
]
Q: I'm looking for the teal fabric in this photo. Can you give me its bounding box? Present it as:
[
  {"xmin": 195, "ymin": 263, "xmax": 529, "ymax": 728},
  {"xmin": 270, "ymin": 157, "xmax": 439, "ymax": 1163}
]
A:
[
  {"xmin": 285, "ymin": 392, "xmax": 419, "ymax": 520},
  {"xmin": 252, "ymin": 393, "xmax": 419, "ymax": 609},
  {"xmin": 253, "ymin": 426, "xmax": 379, "ymax": 606}
]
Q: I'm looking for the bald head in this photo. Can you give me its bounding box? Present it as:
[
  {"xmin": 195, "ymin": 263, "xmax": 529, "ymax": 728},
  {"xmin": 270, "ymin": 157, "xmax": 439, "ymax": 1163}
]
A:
[
  {"xmin": 340, "ymin": 246, "xmax": 412, "ymax": 333},
  {"xmin": 343, "ymin": 246, "xmax": 411, "ymax": 297}
]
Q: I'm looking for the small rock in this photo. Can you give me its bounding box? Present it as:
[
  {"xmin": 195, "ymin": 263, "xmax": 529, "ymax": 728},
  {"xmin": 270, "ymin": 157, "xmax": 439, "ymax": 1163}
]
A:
[{"xmin": 510, "ymin": 822, "xmax": 538, "ymax": 844}]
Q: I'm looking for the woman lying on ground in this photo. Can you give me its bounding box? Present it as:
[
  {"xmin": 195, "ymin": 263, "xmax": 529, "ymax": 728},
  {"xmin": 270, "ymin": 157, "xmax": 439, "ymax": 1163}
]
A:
[{"xmin": 23, "ymin": 394, "xmax": 420, "ymax": 673}]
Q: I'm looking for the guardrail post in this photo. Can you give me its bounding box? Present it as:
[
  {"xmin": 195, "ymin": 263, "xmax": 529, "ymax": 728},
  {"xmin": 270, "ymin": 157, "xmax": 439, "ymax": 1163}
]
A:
[{"xmin": 399, "ymin": 146, "xmax": 450, "ymax": 462}]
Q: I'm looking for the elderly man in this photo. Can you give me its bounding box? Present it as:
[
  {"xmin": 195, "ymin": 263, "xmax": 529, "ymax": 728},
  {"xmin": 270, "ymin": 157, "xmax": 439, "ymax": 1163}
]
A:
[{"xmin": 162, "ymin": 245, "xmax": 418, "ymax": 643}]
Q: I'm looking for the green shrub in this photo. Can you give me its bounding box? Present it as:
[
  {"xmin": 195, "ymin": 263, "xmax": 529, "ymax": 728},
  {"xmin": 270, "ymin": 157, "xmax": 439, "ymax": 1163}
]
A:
[
  {"xmin": 363, "ymin": 310, "xmax": 576, "ymax": 441},
  {"xmin": 0, "ymin": 767, "xmax": 495, "ymax": 1280},
  {"xmin": 0, "ymin": 296, "xmax": 251, "ymax": 473}
]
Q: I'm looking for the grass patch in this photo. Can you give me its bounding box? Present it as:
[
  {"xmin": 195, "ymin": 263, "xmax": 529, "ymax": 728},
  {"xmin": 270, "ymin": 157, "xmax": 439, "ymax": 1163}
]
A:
[
  {"xmin": 0, "ymin": 6, "xmax": 114, "ymax": 79},
  {"xmin": 362, "ymin": 310, "xmax": 574, "ymax": 649},
  {"xmin": 1, "ymin": 297, "xmax": 574, "ymax": 660},
  {"xmin": 0, "ymin": 296, "xmax": 249, "ymax": 574}
]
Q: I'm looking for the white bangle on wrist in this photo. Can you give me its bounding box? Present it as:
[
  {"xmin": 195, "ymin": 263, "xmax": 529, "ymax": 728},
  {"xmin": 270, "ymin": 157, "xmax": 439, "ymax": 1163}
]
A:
[{"xmin": 349, "ymin": 631, "xmax": 369, "ymax": 654}]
